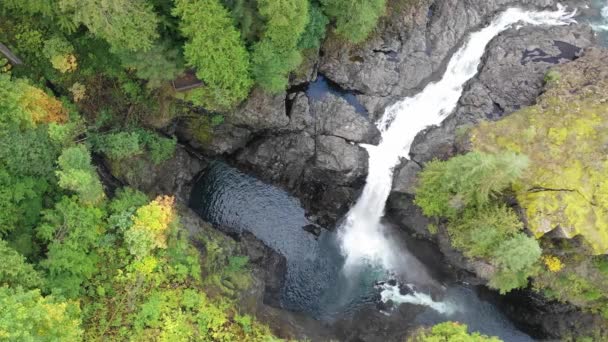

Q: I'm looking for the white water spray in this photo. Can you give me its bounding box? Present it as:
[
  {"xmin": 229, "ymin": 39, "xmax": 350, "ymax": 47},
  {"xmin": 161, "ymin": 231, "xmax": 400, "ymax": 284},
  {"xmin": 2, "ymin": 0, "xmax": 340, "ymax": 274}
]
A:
[
  {"xmin": 337, "ymin": 5, "xmax": 576, "ymax": 311},
  {"xmin": 379, "ymin": 283, "xmax": 455, "ymax": 315},
  {"xmin": 592, "ymin": 1, "xmax": 608, "ymax": 31}
]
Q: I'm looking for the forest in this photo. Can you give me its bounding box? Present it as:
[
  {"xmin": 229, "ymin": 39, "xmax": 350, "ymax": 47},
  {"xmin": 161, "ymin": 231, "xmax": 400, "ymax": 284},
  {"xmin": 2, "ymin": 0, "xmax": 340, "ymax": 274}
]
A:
[
  {"xmin": 0, "ymin": 0, "xmax": 390, "ymax": 340},
  {"xmin": 1, "ymin": 0, "xmax": 608, "ymax": 341}
]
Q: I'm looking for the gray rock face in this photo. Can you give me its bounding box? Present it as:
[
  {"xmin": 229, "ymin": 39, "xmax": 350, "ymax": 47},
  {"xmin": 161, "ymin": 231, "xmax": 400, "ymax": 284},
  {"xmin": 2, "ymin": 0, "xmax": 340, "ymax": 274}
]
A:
[
  {"xmin": 312, "ymin": 92, "xmax": 381, "ymax": 143},
  {"xmin": 391, "ymin": 159, "xmax": 421, "ymax": 196},
  {"xmin": 319, "ymin": 0, "xmax": 585, "ymax": 98},
  {"xmin": 105, "ymin": 145, "xmax": 206, "ymax": 202},
  {"xmin": 230, "ymin": 87, "xmax": 289, "ymax": 131},
  {"xmin": 230, "ymin": 89, "xmax": 378, "ymax": 225},
  {"xmin": 408, "ymin": 23, "xmax": 594, "ymax": 164},
  {"xmin": 285, "ymin": 92, "xmax": 314, "ymax": 134},
  {"xmin": 315, "ymin": 135, "xmax": 368, "ymax": 184},
  {"xmin": 236, "ymin": 132, "xmax": 316, "ymax": 189}
]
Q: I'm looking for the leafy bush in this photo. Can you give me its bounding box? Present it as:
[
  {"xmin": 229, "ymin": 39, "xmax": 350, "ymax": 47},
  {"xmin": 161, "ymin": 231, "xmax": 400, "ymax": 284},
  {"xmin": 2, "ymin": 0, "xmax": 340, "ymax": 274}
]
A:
[
  {"xmin": 137, "ymin": 130, "xmax": 177, "ymax": 164},
  {"xmin": 42, "ymin": 36, "xmax": 77, "ymax": 73},
  {"xmin": 408, "ymin": 322, "xmax": 502, "ymax": 342},
  {"xmin": 59, "ymin": 0, "xmax": 160, "ymax": 52},
  {"xmin": 414, "ymin": 151, "xmax": 537, "ymax": 293},
  {"xmin": 56, "ymin": 145, "xmax": 105, "ymax": 205},
  {"xmin": 0, "ymin": 286, "xmax": 83, "ymax": 341},
  {"xmin": 93, "ymin": 131, "xmax": 142, "ymax": 160},
  {"xmin": 0, "ymin": 239, "xmax": 44, "ymax": 289},
  {"xmin": 92, "ymin": 130, "xmax": 176, "ymax": 164}
]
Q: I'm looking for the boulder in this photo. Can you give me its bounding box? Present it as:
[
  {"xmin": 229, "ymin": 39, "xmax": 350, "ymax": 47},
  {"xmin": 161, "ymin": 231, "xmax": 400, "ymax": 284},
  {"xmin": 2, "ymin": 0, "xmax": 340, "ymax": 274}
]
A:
[
  {"xmin": 311, "ymin": 92, "xmax": 381, "ymax": 143},
  {"xmin": 236, "ymin": 132, "xmax": 316, "ymax": 189},
  {"xmin": 105, "ymin": 145, "xmax": 206, "ymax": 202},
  {"xmin": 229, "ymin": 87, "xmax": 289, "ymax": 131},
  {"xmin": 315, "ymin": 135, "xmax": 368, "ymax": 185}
]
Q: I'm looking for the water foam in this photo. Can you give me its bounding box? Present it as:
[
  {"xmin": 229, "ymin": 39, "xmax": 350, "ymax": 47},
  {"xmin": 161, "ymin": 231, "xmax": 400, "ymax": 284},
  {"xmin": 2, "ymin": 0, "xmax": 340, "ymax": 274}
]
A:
[
  {"xmin": 379, "ymin": 283, "xmax": 455, "ymax": 315},
  {"xmin": 336, "ymin": 5, "xmax": 577, "ymax": 310},
  {"xmin": 592, "ymin": 1, "xmax": 608, "ymax": 31}
]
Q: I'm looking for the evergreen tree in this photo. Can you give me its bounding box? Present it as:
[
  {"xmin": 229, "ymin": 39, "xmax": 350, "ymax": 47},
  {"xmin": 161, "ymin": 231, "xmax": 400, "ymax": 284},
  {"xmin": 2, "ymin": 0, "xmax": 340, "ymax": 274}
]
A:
[
  {"xmin": 251, "ymin": 0, "xmax": 309, "ymax": 92},
  {"xmin": 173, "ymin": 0, "xmax": 253, "ymax": 110},
  {"xmin": 321, "ymin": 0, "xmax": 387, "ymax": 43}
]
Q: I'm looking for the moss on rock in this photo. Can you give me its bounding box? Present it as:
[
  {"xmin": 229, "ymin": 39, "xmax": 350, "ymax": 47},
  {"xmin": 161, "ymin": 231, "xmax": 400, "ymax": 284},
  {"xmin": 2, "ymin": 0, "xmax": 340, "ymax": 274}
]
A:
[{"xmin": 471, "ymin": 48, "xmax": 608, "ymax": 254}]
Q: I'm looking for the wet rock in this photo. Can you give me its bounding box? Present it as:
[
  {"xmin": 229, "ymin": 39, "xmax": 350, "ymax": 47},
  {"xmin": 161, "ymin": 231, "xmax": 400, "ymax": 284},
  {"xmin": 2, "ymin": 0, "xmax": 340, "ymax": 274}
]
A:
[
  {"xmin": 409, "ymin": 23, "xmax": 594, "ymax": 164},
  {"xmin": 302, "ymin": 224, "xmax": 322, "ymax": 237},
  {"xmin": 285, "ymin": 92, "xmax": 314, "ymax": 134},
  {"xmin": 315, "ymin": 135, "xmax": 368, "ymax": 184},
  {"xmin": 311, "ymin": 92, "xmax": 381, "ymax": 143},
  {"xmin": 229, "ymin": 87, "xmax": 289, "ymax": 132},
  {"xmin": 236, "ymin": 132, "xmax": 315, "ymax": 189},
  {"xmin": 319, "ymin": 0, "xmax": 589, "ymax": 99},
  {"xmin": 391, "ymin": 159, "xmax": 421, "ymax": 196},
  {"xmin": 236, "ymin": 231, "xmax": 287, "ymax": 308}
]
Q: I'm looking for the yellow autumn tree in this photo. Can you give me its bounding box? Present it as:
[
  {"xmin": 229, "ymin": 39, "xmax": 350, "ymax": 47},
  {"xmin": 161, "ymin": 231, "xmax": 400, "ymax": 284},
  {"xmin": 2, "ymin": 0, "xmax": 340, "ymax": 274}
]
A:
[{"xmin": 125, "ymin": 195, "xmax": 175, "ymax": 259}]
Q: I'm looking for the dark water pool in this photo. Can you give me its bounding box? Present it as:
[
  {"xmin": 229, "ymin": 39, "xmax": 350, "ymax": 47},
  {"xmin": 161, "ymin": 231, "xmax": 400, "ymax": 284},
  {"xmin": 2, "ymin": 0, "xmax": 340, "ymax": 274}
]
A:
[
  {"xmin": 189, "ymin": 162, "xmax": 536, "ymax": 341},
  {"xmin": 189, "ymin": 161, "xmax": 378, "ymax": 318},
  {"xmin": 306, "ymin": 75, "xmax": 368, "ymax": 115}
]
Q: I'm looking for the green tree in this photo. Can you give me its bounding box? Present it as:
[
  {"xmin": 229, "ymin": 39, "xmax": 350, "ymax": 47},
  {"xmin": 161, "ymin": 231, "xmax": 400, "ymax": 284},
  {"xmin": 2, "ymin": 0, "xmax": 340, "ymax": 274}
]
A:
[
  {"xmin": 37, "ymin": 196, "xmax": 105, "ymax": 297},
  {"xmin": 59, "ymin": 0, "xmax": 160, "ymax": 52},
  {"xmin": 251, "ymin": 0, "xmax": 309, "ymax": 92},
  {"xmin": 298, "ymin": 3, "xmax": 329, "ymax": 50},
  {"xmin": 321, "ymin": 0, "xmax": 387, "ymax": 43},
  {"xmin": 116, "ymin": 41, "xmax": 184, "ymax": 89},
  {"xmin": 415, "ymin": 152, "xmax": 529, "ymax": 218},
  {"xmin": 489, "ymin": 233, "xmax": 541, "ymax": 294},
  {"xmin": 0, "ymin": 286, "xmax": 83, "ymax": 341},
  {"xmin": 0, "ymin": 239, "xmax": 44, "ymax": 289},
  {"xmin": 0, "ymin": 0, "xmax": 77, "ymax": 32},
  {"xmin": 56, "ymin": 145, "xmax": 105, "ymax": 205},
  {"xmin": 408, "ymin": 322, "xmax": 502, "ymax": 342},
  {"xmin": 125, "ymin": 195, "xmax": 175, "ymax": 259},
  {"xmin": 222, "ymin": 0, "xmax": 265, "ymax": 44},
  {"xmin": 173, "ymin": 0, "xmax": 253, "ymax": 110},
  {"xmin": 449, "ymin": 205, "xmax": 522, "ymax": 259},
  {"xmin": 93, "ymin": 131, "xmax": 143, "ymax": 161}
]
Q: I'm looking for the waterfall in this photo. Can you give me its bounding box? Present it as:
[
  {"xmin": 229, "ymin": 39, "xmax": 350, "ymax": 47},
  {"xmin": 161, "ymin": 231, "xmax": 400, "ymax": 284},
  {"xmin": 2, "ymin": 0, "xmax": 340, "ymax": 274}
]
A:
[
  {"xmin": 337, "ymin": 5, "xmax": 577, "ymax": 298},
  {"xmin": 592, "ymin": 1, "xmax": 608, "ymax": 31}
]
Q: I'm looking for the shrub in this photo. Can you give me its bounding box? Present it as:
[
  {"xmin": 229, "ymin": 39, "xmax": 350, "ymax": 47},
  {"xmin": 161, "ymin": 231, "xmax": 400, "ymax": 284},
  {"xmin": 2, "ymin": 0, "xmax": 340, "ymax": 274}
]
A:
[
  {"xmin": 408, "ymin": 321, "xmax": 502, "ymax": 342},
  {"xmin": 93, "ymin": 132, "xmax": 142, "ymax": 160},
  {"xmin": 56, "ymin": 145, "xmax": 105, "ymax": 204}
]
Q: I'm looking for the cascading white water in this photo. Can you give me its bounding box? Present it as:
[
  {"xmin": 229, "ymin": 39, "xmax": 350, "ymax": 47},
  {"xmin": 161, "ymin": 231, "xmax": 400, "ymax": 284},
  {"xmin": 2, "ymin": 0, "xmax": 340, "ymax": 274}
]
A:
[
  {"xmin": 592, "ymin": 1, "xmax": 608, "ymax": 31},
  {"xmin": 379, "ymin": 283, "xmax": 455, "ymax": 315},
  {"xmin": 338, "ymin": 5, "xmax": 576, "ymax": 280}
]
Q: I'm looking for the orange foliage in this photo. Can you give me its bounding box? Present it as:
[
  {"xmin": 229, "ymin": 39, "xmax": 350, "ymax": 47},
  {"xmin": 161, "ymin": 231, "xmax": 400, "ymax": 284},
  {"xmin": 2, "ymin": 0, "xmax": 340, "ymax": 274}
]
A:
[{"xmin": 20, "ymin": 85, "xmax": 68, "ymax": 124}]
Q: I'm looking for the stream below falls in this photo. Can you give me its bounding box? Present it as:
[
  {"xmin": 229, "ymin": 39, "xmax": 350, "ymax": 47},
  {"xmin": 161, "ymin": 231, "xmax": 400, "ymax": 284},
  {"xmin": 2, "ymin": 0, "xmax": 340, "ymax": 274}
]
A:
[{"xmin": 190, "ymin": 161, "xmax": 533, "ymax": 341}]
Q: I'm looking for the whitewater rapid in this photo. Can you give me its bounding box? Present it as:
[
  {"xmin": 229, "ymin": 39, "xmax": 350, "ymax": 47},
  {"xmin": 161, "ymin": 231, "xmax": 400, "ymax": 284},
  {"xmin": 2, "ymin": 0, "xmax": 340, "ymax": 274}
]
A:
[
  {"xmin": 337, "ymin": 5, "xmax": 577, "ymax": 311},
  {"xmin": 592, "ymin": 1, "xmax": 608, "ymax": 31}
]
